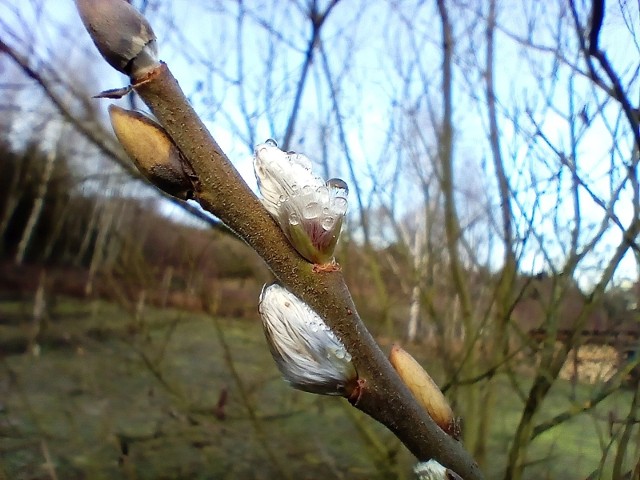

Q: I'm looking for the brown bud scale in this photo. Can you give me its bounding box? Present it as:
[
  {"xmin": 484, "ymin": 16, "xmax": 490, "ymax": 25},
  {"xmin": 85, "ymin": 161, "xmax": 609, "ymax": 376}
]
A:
[
  {"xmin": 108, "ymin": 105, "xmax": 194, "ymax": 199},
  {"xmin": 390, "ymin": 344, "xmax": 458, "ymax": 439}
]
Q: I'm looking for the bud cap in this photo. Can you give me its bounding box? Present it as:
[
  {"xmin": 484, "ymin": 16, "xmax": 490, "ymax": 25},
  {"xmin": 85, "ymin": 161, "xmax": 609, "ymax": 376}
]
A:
[
  {"xmin": 109, "ymin": 105, "xmax": 193, "ymax": 199},
  {"xmin": 389, "ymin": 345, "xmax": 457, "ymax": 438},
  {"xmin": 75, "ymin": 0, "xmax": 159, "ymax": 77}
]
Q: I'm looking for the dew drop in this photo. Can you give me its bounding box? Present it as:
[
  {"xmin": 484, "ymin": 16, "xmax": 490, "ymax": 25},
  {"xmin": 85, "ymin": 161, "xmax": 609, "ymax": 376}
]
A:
[
  {"xmin": 265, "ymin": 138, "xmax": 278, "ymax": 147},
  {"xmin": 289, "ymin": 212, "xmax": 300, "ymax": 225},
  {"xmin": 334, "ymin": 349, "xmax": 346, "ymax": 360},
  {"xmin": 316, "ymin": 186, "xmax": 330, "ymax": 204},
  {"xmin": 322, "ymin": 216, "xmax": 335, "ymax": 230},
  {"xmin": 327, "ymin": 178, "xmax": 349, "ymax": 196},
  {"xmin": 303, "ymin": 201, "xmax": 320, "ymax": 219},
  {"xmin": 278, "ymin": 194, "xmax": 286, "ymax": 204},
  {"xmin": 291, "ymin": 183, "xmax": 299, "ymax": 192},
  {"xmin": 344, "ymin": 352, "xmax": 352, "ymax": 362},
  {"xmin": 322, "ymin": 207, "xmax": 330, "ymax": 215},
  {"xmin": 302, "ymin": 185, "xmax": 314, "ymax": 195},
  {"xmin": 332, "ymin": 197, "xmax": 348, "ymax": 214}
]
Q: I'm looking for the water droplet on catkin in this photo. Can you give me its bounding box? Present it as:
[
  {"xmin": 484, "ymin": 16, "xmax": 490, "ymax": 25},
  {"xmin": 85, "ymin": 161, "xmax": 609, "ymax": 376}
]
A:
[
  {"xmin": 265, "ymin": 138, "xmax": 278, "ymax": 147},
  {"xmin": 289, "ymin": 212, "xmax": 300, "ymax": 225},
  {"xmin": 303, "ymin": 202, "xmax": 320, "ymax": 219},
  {"xmin": 333, "ymin": 197, "xmax": 348, "ymax": 214},
  {"xmin": 322, "ymin": 216, "xmax": 335, "ymax": 230},
  {"xmin": 316, "ymin": 185, "xmax": 330, "ymax": 203},
  {"xmin": 327, "ymin": 178, "xmax": 349, "ymax": 195}
]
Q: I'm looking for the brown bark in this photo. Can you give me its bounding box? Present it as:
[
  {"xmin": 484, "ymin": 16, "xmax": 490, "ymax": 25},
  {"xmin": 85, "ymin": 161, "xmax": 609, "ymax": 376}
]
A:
[{"xmin": 131, "ymin": 63, "xmax": 484, "ymax": 480}]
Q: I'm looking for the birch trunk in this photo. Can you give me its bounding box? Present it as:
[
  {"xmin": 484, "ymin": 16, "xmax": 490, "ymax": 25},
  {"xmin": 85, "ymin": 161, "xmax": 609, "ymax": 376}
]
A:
[
  {"xmin": 0, "ymin": 152, "xmax": 27, "ymax": 248},
  {"xmin": 15, "ymin": 149, "xmax": 56, "ymax": 264},
  {"xmin": 85, "ymin": 200, "xmax": 116, "ymax": 295}
]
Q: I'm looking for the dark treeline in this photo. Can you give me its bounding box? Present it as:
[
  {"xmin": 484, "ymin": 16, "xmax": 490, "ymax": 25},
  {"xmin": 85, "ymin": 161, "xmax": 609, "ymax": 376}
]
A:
[{"xmin": 0, "ymin": 133, "xmax": 269, "ymax": 318}]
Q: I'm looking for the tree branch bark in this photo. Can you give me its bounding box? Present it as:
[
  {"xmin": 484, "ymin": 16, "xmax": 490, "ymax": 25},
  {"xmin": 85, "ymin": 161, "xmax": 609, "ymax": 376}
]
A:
[{"xmin": 131, "ymin": 62, "xmax": 484, "ymax": 480}]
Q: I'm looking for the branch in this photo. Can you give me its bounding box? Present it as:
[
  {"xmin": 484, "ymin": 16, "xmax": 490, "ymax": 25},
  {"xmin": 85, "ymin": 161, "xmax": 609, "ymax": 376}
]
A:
[
  {"xmin": 531, "ymin": 356, "xmax": 640, "ymax": 439},
  {"xmin": 569, "ymin": 0, "xmax": 640, "ymax": 151},
  {"xmin": 282, "ymin": 1, "xmax": 340, "ymax": 149},
  {"xmin": 73, "ymin": 1, "xmax": 484, "ymax": 478},
  {"xmin": 318, "ymin": 37, "xmax": 371, "ymax": 245},
  {"xmin": 133, "ymin": 62, "xmax": 483, "ymax": 478},
  {"xmin": 588, "ymin": 0, "xmax": 604, "ymax": 55}
]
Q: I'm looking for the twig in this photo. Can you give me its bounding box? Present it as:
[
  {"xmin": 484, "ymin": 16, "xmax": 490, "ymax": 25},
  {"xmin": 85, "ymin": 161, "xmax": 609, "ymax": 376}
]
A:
[
  {"xmin": 73, "ymin": 2, "xmax": 484, "ymax": 476},
  {"xmin": 131, "ymin": 61, "xmax": 483, "ymax": 479},
  {"xmin": 569, "ymin": 0, "xmax": 640, "ymax": 151},
  {"xmin": 40, "ymin": 440, "xmax": 58, "ymax": 480}
]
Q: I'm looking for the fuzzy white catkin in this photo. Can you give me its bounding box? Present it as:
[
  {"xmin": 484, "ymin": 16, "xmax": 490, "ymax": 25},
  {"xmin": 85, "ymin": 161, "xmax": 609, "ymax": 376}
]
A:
[
  {"xmin": 414, "ymin": 460, "xmax": 462, "ymax": 480},
  {"xmin": 253, "ymin": 141, "xmax": 348, "ymax": 264},
  {"xmin": 253, "ymin": 140, "xmax": 323, "ymax": 217},
  {"xmin": 258, "ymin": 283, "xmax": 356, "ymax": 396}
]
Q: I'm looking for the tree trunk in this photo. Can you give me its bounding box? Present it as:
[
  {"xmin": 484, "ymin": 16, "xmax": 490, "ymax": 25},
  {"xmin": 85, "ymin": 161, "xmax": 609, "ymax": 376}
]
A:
[
  {"xmin": 476, "ymin": 0, "xmax": 517, "ymax": 467},
  {"xmin": 15, "ymin": 149, "xmax": 56, "ymax": 264},
  {"xmin": 436, "ymin": 0, "xmax": 478, "ymax": 452},
  {"xmin": 86, "ymin": 200, "xmax": 117, "ymax": 295},
  {"xmin": 0, "ymin": 151, "xmax": 27, "ymax": 251}
]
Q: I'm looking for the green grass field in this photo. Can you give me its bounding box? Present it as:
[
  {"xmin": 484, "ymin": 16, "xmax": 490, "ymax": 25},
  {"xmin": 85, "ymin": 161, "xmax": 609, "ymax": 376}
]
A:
[{"xmin": 0, "ymin": 298, "xmax": 636, "ymax": 479}]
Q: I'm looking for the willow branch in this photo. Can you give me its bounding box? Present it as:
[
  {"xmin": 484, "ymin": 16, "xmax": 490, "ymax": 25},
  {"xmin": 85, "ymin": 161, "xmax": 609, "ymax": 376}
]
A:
[
  {"xmin": 131, "ymin": 63, "xmax": 482, "ymax": 479},
  {"xmin": 73, "ymin": 1, "xmax": 483, "ymax": 477}
]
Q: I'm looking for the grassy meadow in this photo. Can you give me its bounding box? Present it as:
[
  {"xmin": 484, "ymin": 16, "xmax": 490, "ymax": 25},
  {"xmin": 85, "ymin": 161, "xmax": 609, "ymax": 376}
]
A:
[{"xmin": 0, "ymin": 297, "xmax": 636, "ymax": 479}]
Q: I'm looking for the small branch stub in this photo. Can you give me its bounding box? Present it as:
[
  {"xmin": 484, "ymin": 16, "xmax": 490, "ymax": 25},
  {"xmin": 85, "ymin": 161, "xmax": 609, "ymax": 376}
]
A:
[
  {"xmin": 108, "ymin": 105, "xmax": 195, "ymax": 199},
  {"xmin": 390, "ymin": 345, "xmax": 459, "ymax": 439},
  {"xmin": 75, "ymin": 0, "xmax": 159, "ymax": 78}
]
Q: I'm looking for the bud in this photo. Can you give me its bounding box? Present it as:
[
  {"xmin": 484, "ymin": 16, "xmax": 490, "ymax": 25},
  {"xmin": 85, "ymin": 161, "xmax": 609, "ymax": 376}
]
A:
[
  {"xmin": 109, "ymin": 105, "xmax": 194, "ymax": 199},
  {"xmin": 389, "ymin": 345, "xmax": 457, "ymax": 438},
  {"xmin": 75, "ymin": 0, "xmax": 159, "ymax": 78},
  {"xmin": 414, "ymin": 460, "xmax": 463, "ymax": 480},
  {"xmin": 253, "ymin": 140, "xmax": 348, "ymax": 266},
  {"xmin": 258, "ymin": 283, "xmax": 358, "ymax": 397}
]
